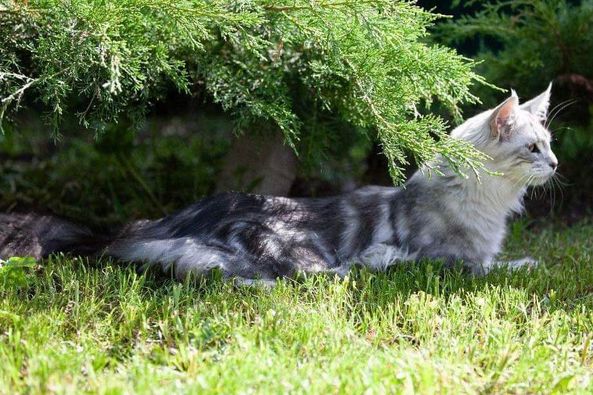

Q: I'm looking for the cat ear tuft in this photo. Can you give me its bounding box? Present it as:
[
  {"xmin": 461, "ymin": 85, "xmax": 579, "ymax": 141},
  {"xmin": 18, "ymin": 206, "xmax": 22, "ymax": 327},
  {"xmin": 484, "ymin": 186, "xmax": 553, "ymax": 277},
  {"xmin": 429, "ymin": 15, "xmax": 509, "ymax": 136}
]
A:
[
  {"xmin": 519, "ymin": 82, "xmax": 552, "ymax": 122},
  {"xmin": 490, "ymin": 93, "xmax": 519, "ymax": 141}
]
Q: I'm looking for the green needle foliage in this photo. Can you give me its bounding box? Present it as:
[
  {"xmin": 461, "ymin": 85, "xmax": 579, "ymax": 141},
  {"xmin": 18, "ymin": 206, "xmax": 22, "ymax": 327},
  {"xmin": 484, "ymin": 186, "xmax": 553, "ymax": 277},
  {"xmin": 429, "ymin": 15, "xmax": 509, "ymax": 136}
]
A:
[{"xmin": 1, "ymin": 0, "xmax": 487, "ymax": 182}]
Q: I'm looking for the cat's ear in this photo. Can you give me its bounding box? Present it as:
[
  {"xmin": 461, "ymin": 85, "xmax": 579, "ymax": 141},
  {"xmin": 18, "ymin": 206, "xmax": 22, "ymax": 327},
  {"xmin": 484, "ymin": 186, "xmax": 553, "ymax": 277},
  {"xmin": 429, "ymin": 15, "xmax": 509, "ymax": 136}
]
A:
[
  {"xmin": 490, "ymin": 91, "xmax": 519, "ymax": 141},
  {"xmin": 519, "ymin": 82, "xmax": 552, "ymax": 122}
]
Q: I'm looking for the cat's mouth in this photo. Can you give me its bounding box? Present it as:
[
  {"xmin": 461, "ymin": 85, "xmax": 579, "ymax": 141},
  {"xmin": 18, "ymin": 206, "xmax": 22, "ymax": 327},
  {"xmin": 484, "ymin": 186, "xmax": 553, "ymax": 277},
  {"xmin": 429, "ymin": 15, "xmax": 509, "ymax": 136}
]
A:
[{"xmin": 527, "ymin": 174, "xmax": 553, "ymax": 186}]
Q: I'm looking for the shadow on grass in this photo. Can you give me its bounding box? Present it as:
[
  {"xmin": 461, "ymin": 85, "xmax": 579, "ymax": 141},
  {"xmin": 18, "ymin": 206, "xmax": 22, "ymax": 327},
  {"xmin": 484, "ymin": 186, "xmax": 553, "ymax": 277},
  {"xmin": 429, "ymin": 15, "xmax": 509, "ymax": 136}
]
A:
[{"xmin": 41, "ymin": 235, "xmax": 593, "ymax": 314}]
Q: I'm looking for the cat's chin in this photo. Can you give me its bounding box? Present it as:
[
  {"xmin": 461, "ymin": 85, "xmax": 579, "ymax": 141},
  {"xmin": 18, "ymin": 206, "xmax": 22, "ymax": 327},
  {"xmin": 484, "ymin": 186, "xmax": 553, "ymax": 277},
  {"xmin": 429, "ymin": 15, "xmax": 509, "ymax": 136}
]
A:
[{"xmin": 527, "ymin": 175, "xmax": 552, "ymax": 186}]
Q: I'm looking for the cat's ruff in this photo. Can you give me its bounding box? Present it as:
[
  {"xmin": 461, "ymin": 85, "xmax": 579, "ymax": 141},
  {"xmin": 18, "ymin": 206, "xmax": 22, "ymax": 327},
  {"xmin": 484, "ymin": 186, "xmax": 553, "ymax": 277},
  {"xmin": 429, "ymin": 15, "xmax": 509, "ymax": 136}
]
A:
[{"xmin": 1, "ymin": 85, "xmax": 558, "ymax": 282}]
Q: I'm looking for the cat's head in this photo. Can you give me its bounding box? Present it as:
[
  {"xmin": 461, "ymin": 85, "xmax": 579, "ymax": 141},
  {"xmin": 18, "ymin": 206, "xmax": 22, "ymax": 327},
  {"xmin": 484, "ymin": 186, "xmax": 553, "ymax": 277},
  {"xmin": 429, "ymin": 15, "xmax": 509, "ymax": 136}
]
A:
[{"xmin": 452, "ymin": 84, "xmax": 558, "ymax": 186}]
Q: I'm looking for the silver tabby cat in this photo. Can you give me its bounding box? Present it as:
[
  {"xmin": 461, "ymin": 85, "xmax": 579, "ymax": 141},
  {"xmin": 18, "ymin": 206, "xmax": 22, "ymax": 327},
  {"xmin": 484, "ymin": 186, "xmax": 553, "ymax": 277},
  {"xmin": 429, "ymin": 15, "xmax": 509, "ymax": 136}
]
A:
[{"xmin": 0, "ymin": 85, "xmax": 557, "ymax": 283}]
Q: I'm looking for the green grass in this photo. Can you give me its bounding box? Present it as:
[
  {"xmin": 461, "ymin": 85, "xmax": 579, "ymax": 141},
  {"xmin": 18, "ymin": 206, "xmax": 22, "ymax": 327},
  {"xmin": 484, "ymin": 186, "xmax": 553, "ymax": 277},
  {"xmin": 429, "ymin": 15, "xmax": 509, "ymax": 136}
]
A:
[{"xmin": 1, "ymin": 221, "xmax": 593, "ymax": 394}]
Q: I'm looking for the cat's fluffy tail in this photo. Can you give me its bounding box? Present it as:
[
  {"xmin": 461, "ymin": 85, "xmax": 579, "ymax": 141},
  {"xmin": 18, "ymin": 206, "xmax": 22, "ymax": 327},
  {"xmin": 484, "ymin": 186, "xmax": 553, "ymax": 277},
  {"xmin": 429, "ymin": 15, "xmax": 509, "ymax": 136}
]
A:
[{"xmin": 0, "ymin": 213, "xmax": 109, "ymax": 259}]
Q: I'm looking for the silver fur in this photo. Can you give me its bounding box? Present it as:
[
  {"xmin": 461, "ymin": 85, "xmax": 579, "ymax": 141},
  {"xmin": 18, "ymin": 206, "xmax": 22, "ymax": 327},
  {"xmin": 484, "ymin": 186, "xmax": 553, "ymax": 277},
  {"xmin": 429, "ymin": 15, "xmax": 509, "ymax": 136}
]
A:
[
  {"xmin": 0, "ymin": 86, "xmax": 557, "ymax": 282},
  {"xmin": 107, "ymin": 85, "xmax": 557, "ymax": 281}
]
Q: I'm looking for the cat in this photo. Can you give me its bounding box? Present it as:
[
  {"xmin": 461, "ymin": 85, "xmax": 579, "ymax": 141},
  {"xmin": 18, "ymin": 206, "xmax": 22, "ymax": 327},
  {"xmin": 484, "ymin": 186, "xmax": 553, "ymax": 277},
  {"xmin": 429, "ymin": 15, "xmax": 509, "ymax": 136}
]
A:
[{"xmin": 0, "ymin": 85, "xmax": 557, "ymax": 284}]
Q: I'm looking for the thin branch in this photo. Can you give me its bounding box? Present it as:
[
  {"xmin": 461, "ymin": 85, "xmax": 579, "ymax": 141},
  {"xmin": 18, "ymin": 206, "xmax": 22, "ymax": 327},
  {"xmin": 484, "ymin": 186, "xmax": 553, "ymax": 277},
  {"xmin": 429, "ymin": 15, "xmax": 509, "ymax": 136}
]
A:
[
  {"xmin": 0, "ymin": 77, "xmax": 38, "ymax": 105},
  {"xmin": 264, "ymin": 0, "xmax": 378, "ymax": 12}
]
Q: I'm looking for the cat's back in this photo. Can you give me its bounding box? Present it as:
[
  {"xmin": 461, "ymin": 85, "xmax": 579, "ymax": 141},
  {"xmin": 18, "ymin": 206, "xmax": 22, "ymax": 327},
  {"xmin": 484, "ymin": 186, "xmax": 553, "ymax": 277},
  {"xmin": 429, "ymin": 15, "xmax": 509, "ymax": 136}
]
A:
[{"xmin": 127, "ymin": 191, "xmax": 340, "ymax": 239}]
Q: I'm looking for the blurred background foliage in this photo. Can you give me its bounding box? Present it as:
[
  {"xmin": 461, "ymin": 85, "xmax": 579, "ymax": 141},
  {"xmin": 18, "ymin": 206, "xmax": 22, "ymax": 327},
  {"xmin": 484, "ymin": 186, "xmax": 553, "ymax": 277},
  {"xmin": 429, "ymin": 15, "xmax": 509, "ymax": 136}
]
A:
[{"xmin": 1, "ymin": 0, "xmax": 592, "ymax": 228}]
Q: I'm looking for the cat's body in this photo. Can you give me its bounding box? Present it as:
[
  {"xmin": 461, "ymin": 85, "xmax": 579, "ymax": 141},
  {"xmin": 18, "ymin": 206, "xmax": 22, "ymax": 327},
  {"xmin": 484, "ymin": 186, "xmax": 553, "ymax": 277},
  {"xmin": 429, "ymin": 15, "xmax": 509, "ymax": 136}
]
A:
[
  {"xmin": 107, "ymin": 176, "xmax": 515, "ymax": 281},
  {"xmin": 0, "ymin": 86, "xmax": 558, "ymax": 282}
]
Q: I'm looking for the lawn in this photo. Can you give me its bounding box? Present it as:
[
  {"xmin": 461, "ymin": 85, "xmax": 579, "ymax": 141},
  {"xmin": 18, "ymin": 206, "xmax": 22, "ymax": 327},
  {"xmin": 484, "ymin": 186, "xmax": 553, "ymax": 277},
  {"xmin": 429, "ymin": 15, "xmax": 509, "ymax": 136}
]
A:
[{"xmin": 1, "ymin": 220, "xmax": 593, "ymax": 394}]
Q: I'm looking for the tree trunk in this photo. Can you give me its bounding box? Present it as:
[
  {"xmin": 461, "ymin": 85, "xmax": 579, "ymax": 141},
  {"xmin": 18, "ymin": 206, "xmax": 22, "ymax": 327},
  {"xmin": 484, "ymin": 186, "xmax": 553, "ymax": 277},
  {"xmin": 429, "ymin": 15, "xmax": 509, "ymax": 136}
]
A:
[{"xmin": 216, "ymin": 133, "xmax": 298, "ymax": 196}]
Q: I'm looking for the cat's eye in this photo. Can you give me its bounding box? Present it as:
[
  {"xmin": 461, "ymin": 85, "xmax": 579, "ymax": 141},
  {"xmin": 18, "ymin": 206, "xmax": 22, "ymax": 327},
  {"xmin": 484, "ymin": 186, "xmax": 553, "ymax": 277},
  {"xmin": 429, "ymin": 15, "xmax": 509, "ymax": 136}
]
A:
[{"xmin": 528, "ymin": 143, "xmax": 540, "ymax": 153}]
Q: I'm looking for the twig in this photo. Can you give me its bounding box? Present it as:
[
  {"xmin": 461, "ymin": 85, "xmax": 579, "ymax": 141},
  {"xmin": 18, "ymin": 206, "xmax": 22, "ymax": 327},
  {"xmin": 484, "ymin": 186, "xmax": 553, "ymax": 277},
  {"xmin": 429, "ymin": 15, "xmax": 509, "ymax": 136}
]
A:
[
  {"xmin": 1, "ymin": 77, "xmax": 38, "ymax": 105},
  {"xmin": 264, "ymin": 0, "xmax": 376, "ymax": 12}
]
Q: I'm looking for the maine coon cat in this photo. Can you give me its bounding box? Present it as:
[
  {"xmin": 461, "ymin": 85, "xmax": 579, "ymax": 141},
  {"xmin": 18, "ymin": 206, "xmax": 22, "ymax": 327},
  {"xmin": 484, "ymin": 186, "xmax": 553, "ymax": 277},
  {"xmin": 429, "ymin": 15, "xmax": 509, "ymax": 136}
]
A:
[{"xmin": 1, "ymin": 86, "xmax": 557, "ymax": 283}]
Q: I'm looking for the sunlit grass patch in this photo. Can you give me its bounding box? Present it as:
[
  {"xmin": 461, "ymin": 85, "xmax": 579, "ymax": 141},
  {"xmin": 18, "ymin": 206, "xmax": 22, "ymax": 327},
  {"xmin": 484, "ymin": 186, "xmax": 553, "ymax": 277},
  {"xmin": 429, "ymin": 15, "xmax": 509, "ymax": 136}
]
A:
[{"xmin": 1, "ymin": 221, "xmax": 592, "ymax": 394}]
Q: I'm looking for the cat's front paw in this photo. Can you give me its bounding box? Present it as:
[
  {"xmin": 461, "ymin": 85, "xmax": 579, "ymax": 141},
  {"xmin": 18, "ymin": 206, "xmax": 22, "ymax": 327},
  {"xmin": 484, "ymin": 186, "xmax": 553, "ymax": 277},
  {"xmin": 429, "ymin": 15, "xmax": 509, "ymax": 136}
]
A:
[
  {"xmin": 474, "ymin": 257, "xmax": 539, "ymax": 276},
  {"xmin": 507, "ymin": 257, "xmax": 539, "ymax": 270}
]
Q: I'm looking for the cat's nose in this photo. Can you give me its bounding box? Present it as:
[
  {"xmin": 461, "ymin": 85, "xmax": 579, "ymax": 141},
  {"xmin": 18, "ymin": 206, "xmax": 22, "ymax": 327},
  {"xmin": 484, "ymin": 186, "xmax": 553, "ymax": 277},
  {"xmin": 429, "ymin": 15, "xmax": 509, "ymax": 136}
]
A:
[{"xmin": 548, "ymin": 160, "xmax": 558, "ymax": 170}]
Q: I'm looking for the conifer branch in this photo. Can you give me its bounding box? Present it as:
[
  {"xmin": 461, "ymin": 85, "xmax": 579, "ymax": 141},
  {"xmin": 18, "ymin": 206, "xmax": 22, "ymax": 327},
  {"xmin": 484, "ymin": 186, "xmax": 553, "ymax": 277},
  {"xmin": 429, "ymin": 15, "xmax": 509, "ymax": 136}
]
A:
[{"xmin": 0, "ymin": 0, "xmax": 486, "ymax": 182}]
